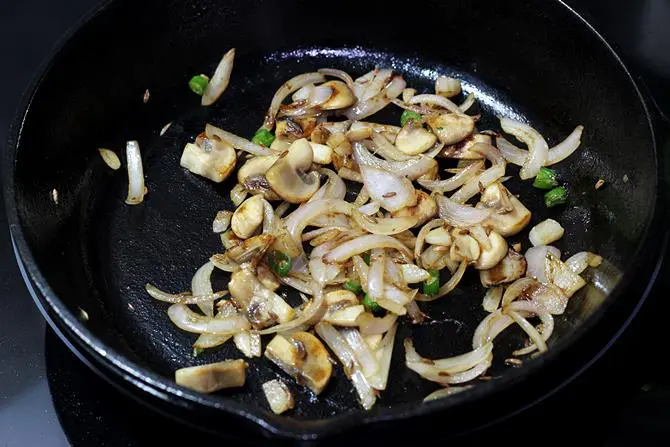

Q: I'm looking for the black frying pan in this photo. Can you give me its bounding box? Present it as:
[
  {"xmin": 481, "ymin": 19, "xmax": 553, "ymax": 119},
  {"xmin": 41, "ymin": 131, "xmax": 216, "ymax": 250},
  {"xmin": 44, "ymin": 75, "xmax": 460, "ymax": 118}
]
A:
[{"xmin": 3, "ymin": 0, "xmax": 668, "ymax": 442}]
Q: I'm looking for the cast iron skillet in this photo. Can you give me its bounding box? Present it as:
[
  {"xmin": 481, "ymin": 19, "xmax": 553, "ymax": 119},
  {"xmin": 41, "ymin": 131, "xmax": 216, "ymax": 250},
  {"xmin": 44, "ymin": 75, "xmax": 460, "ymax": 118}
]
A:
[{"xmin": 3, "ymin": 0, "xmax": 668, "ymax": 442}]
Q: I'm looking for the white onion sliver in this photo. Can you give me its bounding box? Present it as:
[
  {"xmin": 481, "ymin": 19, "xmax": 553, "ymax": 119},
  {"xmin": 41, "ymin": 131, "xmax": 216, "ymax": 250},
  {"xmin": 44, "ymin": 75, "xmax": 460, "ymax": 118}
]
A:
[
  {"xmin": 565, "ymin": 251, "xmax": 602, "ymax": 275},
  {"xmin": 353, "ymin": 141, "xmax": 436, "ymax": 180},
  {"xmin": 125, "ymin": 141, "xmax": 145, "ymax": 205},
  {"xmin": 205, "ymin": 124, "xmax": 274, "ymax": 157},
  {"xmin": 285, "ymin": 199, "xmax": 353, "ymax": 245},
  {"xmin": 408, "ymin": 94, "xmax": 461, "ymax": 113},
  {"xmin": 369, "ymin": 322, "xmax": 397, "ymax": 390},
  {"xmin": 548, "ymin": 126, "xmax": 584, "ymax": 165},
  {"xmin": 367, "ymin": 249, "xmax": 385, "ymax": 301},
  {"xmin": 258, "ymin": 284, "xmax": 325, "ymax": 335},
  {"xmin": 500, "ymin": 117, "xmax": 548, "ymax": 180},
  {"xmin": 436, "ymin": 194, "xmax": 491, "ymax": 226},
  {"xmin": 496, "ymin": 136, "xmax": 527, "ymax": 166},
  {"xmin": 358, "ymin": 164, "xmax": 416, "ymax": 212},
  {"xmin": 192, "ymin": 261, "xmax": 216, "ymax": 316},
  {"xmin": 342, "ymin": 328, "xmax": 380, "ymax": 380},
  {"xmin": 323, "ymin": 234, "xmax": 414, "ymax": 263},
  {"xmin": 202, "ymin": 48, "xmax": 235, "ymax": 106},
  {"xmin": 482, "ymin": 286, "xmax": 503, "ymax": 312},
  {"xmin": 263, "ymin": 72, "xmax": 326, "ymax": 129},
  {"xmin": 424, "ymin": 385, "xmax": 472, "ymax": 402},
  {"xmin": 418, "ymin": 161, "xmax": 484, "ymax": 193},
  {"xmin": 315, "ymin": 322, "xmax": 377, "ymax": 410},
  {"xmin": 145, "ymin": 283, "xmax": 226, "ymax": 304},
  {"xmin": 525, "ymin": 245, "xmax": 561, "ymax": 284},
  {"xmin": 507, "ymin": 310, "xmax": 548, "ymax": 353},
  {"xmin": 318, "ymin": 68, "xmax": 355, "ymax": 90},
  {"xmin": 167, "ymin": 304, "xmax": 250, "ymax": 334}
]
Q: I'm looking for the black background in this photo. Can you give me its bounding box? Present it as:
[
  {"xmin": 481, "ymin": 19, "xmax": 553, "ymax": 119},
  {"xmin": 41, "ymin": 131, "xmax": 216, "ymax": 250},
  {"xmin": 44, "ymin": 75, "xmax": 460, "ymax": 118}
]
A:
[{"xmin": 0, "ymin": 0, "xmax": 669, "ymax": 445}]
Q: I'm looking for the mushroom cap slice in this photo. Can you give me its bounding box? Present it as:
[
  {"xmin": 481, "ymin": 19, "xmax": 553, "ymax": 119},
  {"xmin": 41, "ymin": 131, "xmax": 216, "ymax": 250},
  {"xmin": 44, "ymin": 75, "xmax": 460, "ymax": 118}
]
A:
[
  {"xmin": 180, "ymin": 138, "xmax": 237, "ymax": 183},
  {"xmin": 425, "ymin": 113, "xmax": 475, "ymax": 146},
  {"xmin": 266, "ymin": 138, "xmax": 321, "ymax": 203},
  {"xmin": 231, "ymin": 195, "xmax": 265, "ymax": 239},
  {"xmin": 395, "ymin": 122, "xmax": 437, "ymax": 155},
  {"xmin": 175, "ymin": 359, "xmax": 247, "ymax": 393},
  {"xmin": 392, "ymin": 190, "xmax": 438, "ymax": 227},
  {"xmin": 320, "ymin": 80, "xmax": 356, "ymax": 110},
  {"xmin": 478, "ymin": 183, "xmax": 532, "ymax": 236},
  {"xmin": 264, "ymin": 332, "xmax": 333, "ymax": 395},
  {"xmin": 479, "ymin": 249, "xmax": 527, "ymax": 287},
  {"xmin": 474, "ymin": 231, "xmax": 508, "ymax": 270}
]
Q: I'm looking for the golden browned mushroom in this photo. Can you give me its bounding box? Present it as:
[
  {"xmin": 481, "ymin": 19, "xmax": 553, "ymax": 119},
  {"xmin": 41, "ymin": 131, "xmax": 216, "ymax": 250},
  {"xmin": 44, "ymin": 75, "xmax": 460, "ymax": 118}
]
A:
[
  {"xmin": 237, "ymin": 155, "xmax": 281, "ymax": 201},
  {"xmin": 440, "ymin": 133, "xmax": 492, "ymax": 159},
  {"xmin": 228, "ymin": 264, "xmax": 295, "ymax": 328},
  {"xmin": 323, "ymin": 290, "xmax": 365, "ymax": 327},
  {"xmin": 425, "ymin": 113, "xmax": 475, "ymax": 146},
  {"xmin": 474, "ymin": 231, "xmax": 508, "ymax": 270},
  {"xmin": 425, "ymin": 226, "xmax": 452, "ymax": 246},
  {"xmin": 175, "ymin": 359, "xmax": 247, "ymax": 393},
  {"xmin": 392, "ymin": 190, "xmax": 438, "ymax": 227},
  {"xmin": 319, "ymin": 80, "xmax": 356, "ymax": 110},
  {"xmin": 479, "ymin": 249, "xmax": 527, "ymax": 287},
  {"xmin": 265, "ymin": 138, "xmax": 321, "ymax": 203},
  {"xmin": 231, "ymin": 195, "xmax": 265, "ymax": 239},
  {"xmin": 478, "ymin": 183, "xmax": 532, "ymax": 236},
  {"xmin": 450, "ymin": 229, "xmax": 481, "ymax": 263},
  {"xmin": 180, "ymin": 137, "xmax": 237, "ymax": 183},
  {"xmin": 395, "ymin": 121, "xmax": 438, "ymax": 155},
  {"xmin": 264, "ymin": 332, "xmax": 333, "ymax": 395}
]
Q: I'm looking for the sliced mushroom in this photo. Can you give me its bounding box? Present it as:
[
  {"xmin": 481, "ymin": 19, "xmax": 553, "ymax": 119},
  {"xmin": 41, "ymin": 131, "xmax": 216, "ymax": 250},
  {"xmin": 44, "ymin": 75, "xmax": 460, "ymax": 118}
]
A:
[
  {"xmin": 229, "ymin": 264, "xmax": 295, "ymax": 329},
  {"xmin": 234, "ymin": 332, "xmax": 262, "ymax": 358},
  {"xmin": 180, "ymin": 137, "xmax": 237, "ymax": 183},
  {"xmin": 265, "ymin": 138, "xmax": 321, "ymax": 203},
  {"xmin": 425, "ymin": 226, "xmax": 452, "ymax": 246},
  {"xmin": 421, "ymin": 244, "xmax": 451, "ymax": 270},
  {"xmin": 450, "ymin": 229, "xmax": 480, "ymax": 263},
  {"xmin": 319, "ymin": 80, "xmax": 356, "ymax": 110},
  {"xmin": 440, "ymin": 133, "xmax": 492, "ymax": 159},
  {"xmin": 435, "ymin": 76, "xmax": 462, "ymax": 98},
  {"xmin": 276, "ymin": 117, "xmax": 317, "ymax": 142},
  {"xmin": 395, "ymin": 122, "xmax": 437, "ymax": 155},
  {"xmin": 231, "ymin": 195, "xmax": 265, "ymax": 239},
  {"xmin": 264, "ymin": 332, "xmax": 332, "ymax": 395},
  {"xmin": 324, "ymin": 305, "xmax": 365, "ymax": 327},
  {"xmin": 224, "ymin": 233, "xmax": 274, "ymax": 264},
  {"xmin": 392, "ymin": 190, "xmax": 438, "ymax": 227},
  {"xmin": 478, "ymin": 183, "xmax": 531, "ymax": 236},
  {"xmin": 175, "ymin": 359, "xmax": 247, "ymax": 393},
  {"xmin": 220, "ymin": 229, "xmax": 243, "ymax": 250},
  {"xmin": 417, "ymin": 158, "xmax": 439, "ymax": 181},
  {"xmin": 425, "ymin": 113, "xmax": 475, "ymax": 146},
  {"xmin": 310, "ymin": 142, "xmax": 333, "ymax": 165},
  {"xmin": 237, "ymin": 155, "xmax": 281, "ymax": 200},
  {"xmin": 257, "ymin": 264, "xmax": 281, "ymax": 291},
  {"xmin": 474, "ymin": 231, "xmax": 508, "ymax": 270},
  {"xmin": 479, "ymin": 249, "xmax": 527, "ymax": 287},
  {"xmin": 262, "ymin": 379, "xmax": 295, "ymax": 415}
]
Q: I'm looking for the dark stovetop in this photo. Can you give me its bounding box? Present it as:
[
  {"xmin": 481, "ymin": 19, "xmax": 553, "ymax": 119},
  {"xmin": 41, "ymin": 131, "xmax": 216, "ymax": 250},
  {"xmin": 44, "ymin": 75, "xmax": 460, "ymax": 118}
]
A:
[{"xmin": 1, "ymin": 1, "xmax": 669, "ymax": 445}]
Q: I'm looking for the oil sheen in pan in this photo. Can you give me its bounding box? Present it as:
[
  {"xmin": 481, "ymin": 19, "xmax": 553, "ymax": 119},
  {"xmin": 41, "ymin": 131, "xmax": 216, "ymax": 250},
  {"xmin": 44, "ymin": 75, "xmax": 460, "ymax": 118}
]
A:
[{"xmin": 84, "ymin": 46, "xmax": 619, "ymax": 418}]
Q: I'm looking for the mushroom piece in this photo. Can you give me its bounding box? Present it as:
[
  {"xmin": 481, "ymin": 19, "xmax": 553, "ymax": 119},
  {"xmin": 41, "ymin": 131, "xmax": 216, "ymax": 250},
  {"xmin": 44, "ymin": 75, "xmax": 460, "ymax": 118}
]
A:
[
  {"xmin": 425, "ymin": 226, "xmax": 453, "ymax": 246},
  {"xmin": 450, "ymin": 229, "xmax": 481, "ymax": 263},
  {"xmin": 262, "ymin": 379, "xmax": 295, "ymax": 415},
  {"xmin": 474, "ymin": 231, "xmax": 508, "ymax": 270},
  {"xmin": 319, "ymin": 80, "xmax": 356, "ymax": 110},
  {"xmin": 417, "ymin": 158, "xmax": 440, "ymax": 181},
  {"xmin": 392, "ymin": 190, "xmax": 438, "ymax": 227},
  {"xmin": 310, "ymin": 142, "xmax": 333, "ymax": 165},
  {"xmin": 435, "ymin": 76, "xmax": 462, "ymax": 98},
  {"xmin": 440, "ymin": 133, "xmax": 492, "ymax": 159},
  {"xmin": 425, "ymin": 113, "xmax": 475, "ymax": 146},
  {"xmin": 323, "ymin": 290, "xmax": 365, "ymax": 326},
  {"xmin": 231, "ymin": 195, "xmax": 265, "ymax": 239},
  {"xmin": 175, "ymin": 359, "xmax": 247, "ymax": 393},
  {"xmin": 421, "ymin": 244, "xmax": 451, "ymax": 270},
  {"xmin": 237, "ymin": 155, "xmax": 281, "ymax": 201},
  {"xmin": 264, "ymin": 332, "xmax": 333, "ymax": 395},
  {"xmin": 233, "ymin": 332, "xmax": 262, "ymax": 358},
  {"xmin": 223, "ymin": 233, "xmax": 274, "ymax": 264},
  {"xmin": 228, "ymin": 264, "xmax": 295, "ymax": 329},
  {"xmin": 265, "ymin": 138, "xmax": 321, "ymax": 204},
  {"xmin": 180, "ymin": 137, "xmax": 237, "ymax": 183},
  {"xmin": 395, "ymin": 121, "xmax": 438, "ymax": 155},
  {"xmin": 478, "ymin": 183, "xmax": 532, "ymax": 236},
  {"xmin": 276, "ymin": 117, "xmax": 317, "ymax": 142},
  {"xmin": 479, "ymin": 249, "xmax": 527, "ymax": 287}
]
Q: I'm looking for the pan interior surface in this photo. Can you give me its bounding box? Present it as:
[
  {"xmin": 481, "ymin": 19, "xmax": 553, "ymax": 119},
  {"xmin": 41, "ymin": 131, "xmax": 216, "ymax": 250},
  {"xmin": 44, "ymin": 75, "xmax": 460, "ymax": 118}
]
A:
[{"xmin": 7, "ymin": 0, "xmax": 656, "ymax": 432}]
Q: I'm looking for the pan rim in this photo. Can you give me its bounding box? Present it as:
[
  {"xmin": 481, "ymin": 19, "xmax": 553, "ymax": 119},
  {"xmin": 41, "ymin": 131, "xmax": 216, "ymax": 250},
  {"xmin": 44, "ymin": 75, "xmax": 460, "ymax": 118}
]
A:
[{"xmin": 1, "ymin": 0, "xmax": 664, "ymax": 440}]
